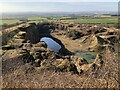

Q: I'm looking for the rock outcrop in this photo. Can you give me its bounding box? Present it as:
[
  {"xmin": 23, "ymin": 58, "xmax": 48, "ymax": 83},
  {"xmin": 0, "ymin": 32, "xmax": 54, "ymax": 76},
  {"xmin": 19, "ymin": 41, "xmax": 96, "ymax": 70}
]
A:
[
  {"xmin": 79, "ymin": 35, "xmax": 109, "ymax": 52},
  {"xmin": 2, "ymin": 21, "xmax": 118, "ymax": 76},
  {"xmin": 66, "ymin": 30, "xmax": 83, "ymax": 40}
]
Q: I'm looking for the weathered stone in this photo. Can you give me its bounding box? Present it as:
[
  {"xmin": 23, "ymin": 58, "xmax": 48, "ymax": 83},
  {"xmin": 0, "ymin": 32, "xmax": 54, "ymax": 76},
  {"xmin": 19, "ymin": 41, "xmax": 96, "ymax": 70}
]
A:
[
  {"xmin": 79, "ymin": 35, "xmax": 108, "ymax": 52},
  {"xmin": 20, "ymin": 49, "xmax": 34, "ymax": 64},
  {"xmin": 33, "ymin": 42, "xmax": 47, "ymax": 48},
  {"xmin": 10, "ymin": 39, "xmax": 26, "ymax": 48},
  {"xmin": 17, "ymin": 31, "xmax": 26, "ymax": 37},
  {"xmin": 70, "ymin": 56, "xmax": 88, "ymax": 73},
  {"xmin": 46, "ymin": 50, "xmax": 56, "ymax": 60},
  {"xmin": 33, "ymin": 52, "xmax": 43, "ymax": 60},
  {"xmin": 40, "ymin": 58, "xmax": 78, "ymax": 73},
  {"xmin": 94, "ymin": 54, "xmax": 104, "ymax": 67},
  {"xmin": 70, "ymin": 56, "xmax": 88, "ymax": 66},
  {"xmin": 66, "ymin": 30, "xmax": 83, "ymax": 40},
  {"xmin": 31, "ymin": 47, "xmax": 46, "ymax": 53},
  {"xmin": 22, "ymin": 42, "xmax": 32, "ymax": 50},
  {"xmin": 34, "ymin": 59, "xmax": 41, "ymax": 67},
  {"xmin": 2, "ymin": 45, "xmax": 15, "ymax": 50}
]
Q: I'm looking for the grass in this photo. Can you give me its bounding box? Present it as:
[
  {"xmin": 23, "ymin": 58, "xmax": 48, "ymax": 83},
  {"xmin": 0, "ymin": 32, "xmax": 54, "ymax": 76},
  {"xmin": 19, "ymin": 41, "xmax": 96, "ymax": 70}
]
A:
[
  {"xmin": 74, "ymin": 51, "xmax": 97, "ymax": 63},
  {"xmin": 2, "ymin": 47, "xmax": 119, "ymax": 88},
  {"xmin": 28, "ymin": 17, "xmax": 48, "ymax": 21},
  {"xmin": 27, "ymin": 17, "xmax": 48, "ymax": 24},
  {"xmin": 0, "ymin": 19, "xmax": 21, "ymax": 26},
  {"xmin": 62, "ymin": 17, "xmax": 118, "ymax": 24}
]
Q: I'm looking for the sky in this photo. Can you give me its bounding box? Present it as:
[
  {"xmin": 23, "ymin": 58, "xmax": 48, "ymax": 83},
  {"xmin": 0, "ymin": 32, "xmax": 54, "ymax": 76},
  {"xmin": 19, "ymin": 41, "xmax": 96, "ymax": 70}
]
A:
[
  {"xmin": 0, "ymin": 0, "xmax": 119, "ymax": 13},
  {"xmin": 0, "ymin": 0, "xmax": 119, "ymax": 2}
]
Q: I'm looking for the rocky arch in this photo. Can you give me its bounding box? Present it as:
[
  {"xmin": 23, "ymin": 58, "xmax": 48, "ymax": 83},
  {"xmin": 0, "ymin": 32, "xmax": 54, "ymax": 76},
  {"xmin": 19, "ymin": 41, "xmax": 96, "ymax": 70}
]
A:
[{"xmin": 18, "ymin": 22, "xmax": 71, "ymax": 55}]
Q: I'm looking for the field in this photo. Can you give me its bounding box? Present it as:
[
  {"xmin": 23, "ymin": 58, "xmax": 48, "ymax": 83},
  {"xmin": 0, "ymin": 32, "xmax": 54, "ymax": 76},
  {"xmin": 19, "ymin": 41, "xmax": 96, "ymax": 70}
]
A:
[
  {"xmin": 64, "ymin": 17, "xmax": 117, "ymax": 24},
  {"xmin": 28, "ymin": 17, "xmax": 47, "ymax": 21},
  {"xmin": 0, "ymin": 17, "xmax": 48, "ymax": 26},
  {"xmin": 0, "ymin": 19, "xmax": 22, "ymax": 26},
  {"xmin": 1, "ymin": 16, "xmax": 118, "ymax": 28}
]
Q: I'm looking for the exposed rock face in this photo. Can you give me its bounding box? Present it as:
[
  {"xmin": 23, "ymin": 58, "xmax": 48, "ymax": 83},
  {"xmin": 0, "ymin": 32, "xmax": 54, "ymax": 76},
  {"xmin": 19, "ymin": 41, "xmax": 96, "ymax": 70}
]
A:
[
  {"xmin": 66, "ymin": 30, "xmax": 83, "ymax": 40},
  {"xmin": 85, "ymin": 26, "xmax": 107, "ymax": 35},
  {"xmin": 39, "ymin": 58, "xmax": 78, "ymax": 73},
  {"xmin": 79, "ymin": 35, "xmax": 109, "ymax": 52},
  {"xmin": 70, "ymin": 56, "xmax": 88, "ymax": 74},
  {"xmin": 94, "ymin": 54, "xmax": 104, "ymax": 67},
  {"xmin": 2, "ymin": 21, "xmax": 118, "ymax": 76}
]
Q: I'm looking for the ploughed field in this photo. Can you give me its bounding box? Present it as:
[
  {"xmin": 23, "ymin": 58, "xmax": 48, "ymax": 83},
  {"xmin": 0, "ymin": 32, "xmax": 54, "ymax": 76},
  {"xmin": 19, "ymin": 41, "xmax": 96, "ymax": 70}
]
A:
[{"xmin": 1, "ymin": 21, "xmax": 119, "ymax": 88}]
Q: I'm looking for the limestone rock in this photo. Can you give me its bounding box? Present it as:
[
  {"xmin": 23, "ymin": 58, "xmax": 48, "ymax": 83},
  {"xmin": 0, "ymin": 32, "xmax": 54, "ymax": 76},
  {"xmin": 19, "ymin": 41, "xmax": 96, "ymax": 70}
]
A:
[
  {"xmin": 33, "ymin": 42, "xmax": 47, "ymax": 48},
  {"xmin": 79, "ymin": 35, "xmax": 108, "ymax": 52},
  {"xmin": 31, "ymin": 47, "xmax": 47, "ymax": 53},
  {"xmin": 34, "ymin": 59, "xmax": 41, "ymax": 67},
  {"xmin": 94, "ymin": 54, "xmax": 104, "ymax": 67},
  {"xmin": 66, "ymin": 30, "xmax": 83, "ymax": 40},
  {"xmin": 20, "ymin": 49, "xmax": 34, "ymax": 64},
  {"xmin": 2, "ymin": 45, "xmax": 15, "ymax": 50},
  {"xmin": 70, "ymin": 56, "xmax": 88, "ymax": 73},
  {"xmin": 8, "ymin": 39, "xmax": 26, "ymax": 48},
  {"xmin": 22, "ymin": 42, "xmax": 32, "ymax": 50},
  {"xmin": 70, "ymin": 56, "xmax": 88, "ymax": 66}
]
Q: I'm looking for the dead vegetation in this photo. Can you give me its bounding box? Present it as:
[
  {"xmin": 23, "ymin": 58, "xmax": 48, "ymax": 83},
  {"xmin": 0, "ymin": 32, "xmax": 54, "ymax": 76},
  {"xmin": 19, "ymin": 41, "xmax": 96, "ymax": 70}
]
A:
[
  {"xmin": 2, "ymin": 45, "xmax": 119, "ymax": 89},
  {"xmin": 1, "ymin": 22, "xmax": 120, "ymax": 89}
]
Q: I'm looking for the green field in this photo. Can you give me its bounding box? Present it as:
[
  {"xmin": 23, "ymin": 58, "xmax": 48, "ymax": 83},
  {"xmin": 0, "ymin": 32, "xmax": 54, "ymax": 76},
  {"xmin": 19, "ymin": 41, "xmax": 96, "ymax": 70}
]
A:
[
  {"xmin": 62, "ymin": 17, "xmax": 118, "ymax": 24},
  {"xmin": 0, "ymin": 19, "xmax": 22, "ymax": 26},
  {"xmin": 0, "ymin": 16, "xmax": 118, "ymax": 28},
  {"xmin": 28, "ymin": 17, "xmax": 48, "ymax": 21},
  {"xmin": 0, "ymin": 17, "xmax": 48, "ymax": 26}
]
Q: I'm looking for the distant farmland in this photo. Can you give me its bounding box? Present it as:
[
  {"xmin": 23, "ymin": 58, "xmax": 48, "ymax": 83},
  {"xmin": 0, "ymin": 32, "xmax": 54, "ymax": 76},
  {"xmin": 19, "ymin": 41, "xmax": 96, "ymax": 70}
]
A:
[
  {"xmin": 60, "ymin": 16, "xmax": 118, "ymax": 27},
  {"xmin": 0, "ymin": 19, "xmax": 22, "ymax": 26},
  {"xmin": 0, "ymin": 16, "xmax": 118, "ymax": 29},
  {"xmin": 66, "ymin": 17, "xmax": 117, "ymax": 23}
]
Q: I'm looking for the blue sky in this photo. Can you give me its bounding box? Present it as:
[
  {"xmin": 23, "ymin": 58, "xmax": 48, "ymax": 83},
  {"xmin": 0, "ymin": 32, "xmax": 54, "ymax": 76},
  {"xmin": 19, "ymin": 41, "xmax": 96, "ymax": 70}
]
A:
[{"xmin": 0, "ymin": 1, "xmax": 119, "ymax": 13}]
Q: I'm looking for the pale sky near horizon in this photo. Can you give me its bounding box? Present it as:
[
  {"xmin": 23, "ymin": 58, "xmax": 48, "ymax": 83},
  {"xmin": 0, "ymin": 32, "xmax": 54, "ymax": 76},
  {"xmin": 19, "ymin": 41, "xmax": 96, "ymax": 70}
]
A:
[
  {"xmin": 0, "ymin": 0, "xmax": 119, "ymax": 13},
  {"xmin": 0, "ymin": 0, "xmax": 119, "ymax": 2}
]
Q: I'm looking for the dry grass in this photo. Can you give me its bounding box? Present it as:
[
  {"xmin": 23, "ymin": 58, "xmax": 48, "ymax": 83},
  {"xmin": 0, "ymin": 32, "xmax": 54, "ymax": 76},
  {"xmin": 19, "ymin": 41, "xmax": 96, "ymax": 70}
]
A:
[
  {"xmin": 2, "ymin": 45, "xmax": 119, "ymax": 89},
  {"xmin": 2, "ymin": 28, "xmax": 120, "ymax": 89}
]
